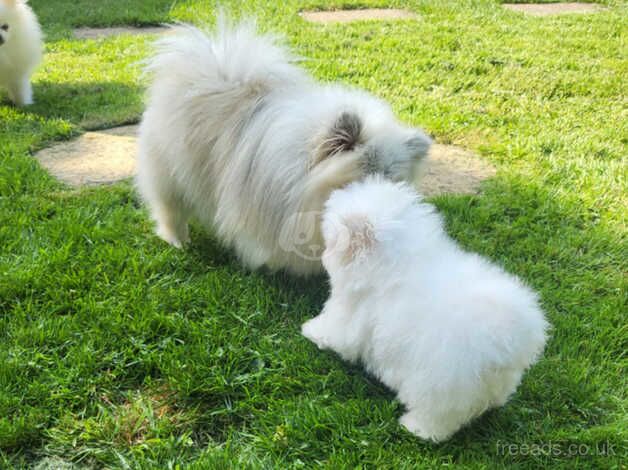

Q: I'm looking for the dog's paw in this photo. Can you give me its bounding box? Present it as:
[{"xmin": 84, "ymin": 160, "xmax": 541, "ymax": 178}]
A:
[
  {"xmin": 156, "ymin": 227, "xmax": 186, "ymax": 249},
  {"xmin": 17, "ymin": 93, "xmax": 34, "ymax": 106},
  {"xmin": 301, "ymin": 318, "xmax": 329, "ymax": 349},
  {"xmin": 399, "ymin": 413, "xmax": 434, "ymax": 442},
  {"xmin": 9, "ymin": 80, "xmax": 34, "ymax": 107},
  {"xmin": 399, "ymin": 411, "xmax": 454, "ymax": 443},
  {"xmin": 13, "ymin": 96, "xmax": 34, "ymax": 107},
  {"xmin": 156, "ymin": 223, "xmax": 189, "ymax": 249}
]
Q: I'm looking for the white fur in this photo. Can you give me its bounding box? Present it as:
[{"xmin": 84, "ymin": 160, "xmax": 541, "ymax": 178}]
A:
[
  {"xmin": 137, "ymin": 19, "xmax": 431, "ymax": 275},
  {"xmin": 0, "ymin": 0, "xmax": 42, "ymax": 106},
  {"xmin": 302, "ymin": 176, "xmax": 549, "ymax": 442}
]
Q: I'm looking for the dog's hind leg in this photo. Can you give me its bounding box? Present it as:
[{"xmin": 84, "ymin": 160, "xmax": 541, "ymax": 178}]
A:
[
  {"xmin": 136, "ymin": 147, "xmax": 191, "ymax": 249},
  {"xmin": 152, "ymin": 197, "xmax": 190, "ymax": 249}
]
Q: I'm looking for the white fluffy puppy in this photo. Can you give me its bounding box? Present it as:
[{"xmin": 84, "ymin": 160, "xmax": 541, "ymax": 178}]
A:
[
  {"xmin": 137, "ymin": 19, "xmax": 431, "ymax": 275},
  {"xmin": 0, "ymin": 0, "xmax": 42, "ymax": 106},
  {"xmin": 302, "ymin": 176, "xmax": 548, "ymax": 442}
]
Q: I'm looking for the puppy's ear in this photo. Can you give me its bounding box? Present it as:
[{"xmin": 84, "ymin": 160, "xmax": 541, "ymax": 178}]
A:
[
  {"xmin": 313, "ymin": 112, "xmax": 362, "ymax": 166},
  {"xmin": 329, "ymin": 213, "xmax": 376, "ymax": 265},
  {"xmin": 4, "ymin": 0, "xmax": 17, "ymax": 7},
  {"xmin": 405, "ymin": 131, "xmax": 431, "ymax": 160}
]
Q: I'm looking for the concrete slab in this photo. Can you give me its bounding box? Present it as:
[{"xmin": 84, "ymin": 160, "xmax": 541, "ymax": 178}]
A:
[
  {"xmin": 35, "ymin": 125, "xmax": 137, "ymax": 186},
  {"xmin": 74, "ymin": 26, "xmax": 169, "ymax": 40},
  {"xmin": 415, "ymin": 144, "xmax": 496, "ymax": 196},
  {"xmin": 35, "ymin": 125, "xmax": 495, "ymax": 195},
  {"xmin": 300, "ymin": 9, "xmax": 417, "ymax": 23}
]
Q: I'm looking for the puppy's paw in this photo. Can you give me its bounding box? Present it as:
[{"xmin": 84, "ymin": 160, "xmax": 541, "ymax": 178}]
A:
[
  {"xmin": 301, "ymin": 318, "xmax": 329, "ymax": 350},
  {"xmin": 399, "ymin": 411, "xmax": 452, "ymax": 443},
  {"xmin": 399, "ymin": 411, "xmax": 424, "ymax": 437}
]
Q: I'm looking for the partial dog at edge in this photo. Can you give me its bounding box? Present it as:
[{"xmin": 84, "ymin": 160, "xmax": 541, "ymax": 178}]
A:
[
  {"xmin": 302, "ymin": 176, "xmax": 549, "ymax": 442},
  {"xmin": 137, "ymin": 18, "xmax": 431, "ymax": 275},
  {"xmin": 0, "ymin": 0, "xmax": 42, "ymax": 106}
]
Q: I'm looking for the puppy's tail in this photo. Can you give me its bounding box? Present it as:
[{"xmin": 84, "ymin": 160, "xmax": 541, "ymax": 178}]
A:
[{"xmin": 144, "ymin": 17, "xmax": 308, "ymax": 113}]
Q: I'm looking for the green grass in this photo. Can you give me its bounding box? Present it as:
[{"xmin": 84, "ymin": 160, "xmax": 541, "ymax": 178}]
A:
[{"xmin": 1, "ymin": 0, "xmax": 626, "ymax": 467}]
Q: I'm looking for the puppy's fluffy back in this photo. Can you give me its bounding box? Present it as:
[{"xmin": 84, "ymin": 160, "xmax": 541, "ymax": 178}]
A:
[
  {"xmin": 322, "ymin": 177, "xmax": 548, "ymax": 440},
  {"xmin": 322, "ymin": 176, "xmax": 444, "ymax": 271},
  {"xmin": 324, "ymin": 175, "xmax": 419, "ymax": 229}
]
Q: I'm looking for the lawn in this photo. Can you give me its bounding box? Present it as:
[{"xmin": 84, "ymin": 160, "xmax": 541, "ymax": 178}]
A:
[{"xmin": 1, "ymin": 0, "xmax": 626, "ymax": 468}]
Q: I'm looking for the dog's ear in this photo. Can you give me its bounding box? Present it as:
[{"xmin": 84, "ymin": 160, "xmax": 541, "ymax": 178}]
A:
[
  {"xmin": 331, "ymin": 213, "xmax": 376, "ymax": 265},
  {"xmin": 313, "ymin": 112, "xmax": 362, "ymax": 166},
  {"xmin": 4, "ymin": 0, "xmax": 17, "ymax": 7},
  {"xmin": 405, "ymin": 131, "xmax": 431, "ymax": 160}
]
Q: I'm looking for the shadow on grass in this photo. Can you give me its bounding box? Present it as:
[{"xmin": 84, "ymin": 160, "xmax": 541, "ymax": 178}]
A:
[
  {"xmin": 29, "ymin": 0, "xmax": 174, "ymax": 29},
  {"xmin": 28, "ymin": 80, "xmax": 143, "ymax": 131},
  {"xmin": 3, "ymin": 147, "xmax": 622, "ymax": 466},
  {"xmin": 178, "ymin": 172, "xmax": 623, "ymax": 444},
  {"xmin": 187, "ymin": 224, "xmax": 329, "ymax": 308}
]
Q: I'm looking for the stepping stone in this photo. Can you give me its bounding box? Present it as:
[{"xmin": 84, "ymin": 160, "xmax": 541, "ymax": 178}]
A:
[
  {"xmin": 502, "ymin": 3, "xmax": 605, "ymax": 16},
  {"xmin": 35, "ymin": 125, "xmax": 494, "ymax": 195},
  {"xmin": 74, "ymin": 26, "xmax": 169, "ymax": 40},
  {"xmin": 300, "ymin": 9, "xmax": 417, "ymax": 23},
  {"xmin": 415, "ymin": 144, "xmax": 496, "ymax": 197},
  {"xmin": 35, "ymin": 125, "xmax": 137, "ymax": 186}
]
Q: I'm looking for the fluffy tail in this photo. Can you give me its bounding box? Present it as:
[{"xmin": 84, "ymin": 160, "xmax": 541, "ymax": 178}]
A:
[{"xmin": 144, "ymin": 18, "xmax": 308, "ymax": 111}]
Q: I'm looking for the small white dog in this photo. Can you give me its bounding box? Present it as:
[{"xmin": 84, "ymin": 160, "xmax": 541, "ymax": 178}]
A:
[
  {"xmin": 302, "ymin": 176, "xmax": 548, "ymax": 442},
  {"xmin": 0, "ymin": 0, "xmax": 42, "ymax": 106},
  {"xmin": 137, "ymin": 18, "xmax": 431, "ymax": 275}
]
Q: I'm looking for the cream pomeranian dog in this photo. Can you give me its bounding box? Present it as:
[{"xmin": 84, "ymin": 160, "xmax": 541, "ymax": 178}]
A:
[
  {"xmin": 137, "ymin": 18, "xmax": 431, "ymax": 275},
  {"xmin": 302, "ymin": 176, "xmax": 548, "ymax": 442},
  {"xmin": 0, "ymin": 0, "xmax": 42, "ymax": 106}
]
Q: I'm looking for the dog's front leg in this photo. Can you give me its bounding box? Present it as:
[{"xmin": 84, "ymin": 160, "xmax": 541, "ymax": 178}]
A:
[
  {"xmin": 301, "ymin": 312, "xmax": 335, "ymax": 350},
  {"xmin": 301, "ymin": 299, "xmax": 356, "ymax": 359},
  {"xmin": 7, "ymin": 76, "xmax": 33, "ymax": 106}
]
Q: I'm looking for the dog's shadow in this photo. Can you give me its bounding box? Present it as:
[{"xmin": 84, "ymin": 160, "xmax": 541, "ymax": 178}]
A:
[{"xmin": 185, "ymin": 224, "xmax": 329, "ymax": 314}]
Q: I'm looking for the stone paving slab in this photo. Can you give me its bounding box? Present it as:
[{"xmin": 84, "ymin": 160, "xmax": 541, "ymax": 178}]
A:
[
  {"xmin": 74, "ymin": 26, "xmax": 170, "ymax": 40},
  {"xmin": 35, "ymin": 125, "xmax": 137, "ymax": 186},
  {"xmin": 300, "ymin": 9, "xmax": 417, "ymax": 23},
  {"xmin": 416, "ymin": 144, "xmax": 496, "ymax": 197},
  {"xmin": 35, "ymin": 125, "xmax": 495, "ymax": 195},
  {"xmin": 502, "ymin": 3, "xmax": 605, "ymax": 16}
]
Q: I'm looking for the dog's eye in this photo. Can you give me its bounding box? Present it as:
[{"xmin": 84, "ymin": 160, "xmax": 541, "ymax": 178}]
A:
[{"xmin": 0, "ymin": 25, "xmax": 8, "ymax": 32}]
